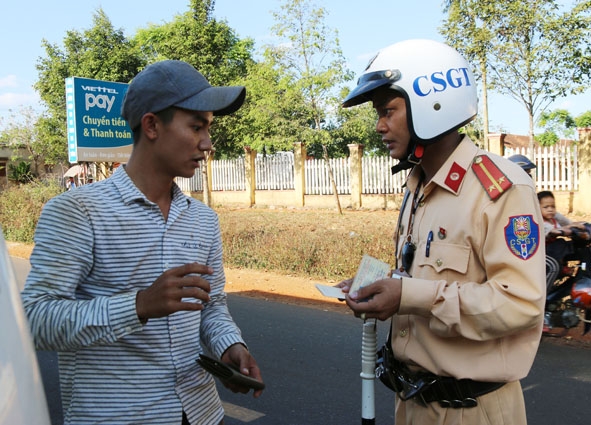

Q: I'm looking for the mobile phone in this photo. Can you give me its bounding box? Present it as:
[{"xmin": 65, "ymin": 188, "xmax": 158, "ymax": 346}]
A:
[{"xmin": 197, "ymin": 354, "xmax": 265, "ymax": 391}]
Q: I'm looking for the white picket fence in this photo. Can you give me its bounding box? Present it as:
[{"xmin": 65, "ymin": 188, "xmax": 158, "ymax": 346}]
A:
[
  {"xmin": 176, "ymin": 145, "xmax": 579, "ymax": 194},
  {"xmin": 504, "ymin": 145, "xmax": 578, "ymax": 191}
]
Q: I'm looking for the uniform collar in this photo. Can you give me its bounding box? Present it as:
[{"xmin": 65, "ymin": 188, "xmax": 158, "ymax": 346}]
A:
[{"xmin": 406, "ymin": 136, "xmax": 479, "ymax": 196}]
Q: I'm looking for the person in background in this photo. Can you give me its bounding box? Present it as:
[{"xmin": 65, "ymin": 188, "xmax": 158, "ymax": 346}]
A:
[
  {"xmin": 337, "ymin": 39, "xmax": 545, "ymax": 425},
  {"xmin": 21, "ymin": 60, "xmax": 263, "ymax": 425},
  {"xmin": 538, "ymin": 190, "xmax": 585, "ymax": 239},
  {"xmin": 538, "ymin": 190, "xmax": 590, "ymax": 285},
  {"xmin": 508, "ymin": 153, "xmax": 536, "ymax": 176},
  {"xmin": 66, "ymin": 176, "xmax": 76, "ymax": 190}
]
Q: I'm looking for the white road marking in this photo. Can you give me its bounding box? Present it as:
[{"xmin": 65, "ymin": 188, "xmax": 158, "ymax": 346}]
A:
[{"xmin": 222, "ymin": 401, "xmax": 266, "ymax": 422}]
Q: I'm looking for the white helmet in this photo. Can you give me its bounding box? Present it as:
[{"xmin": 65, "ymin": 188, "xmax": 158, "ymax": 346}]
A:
[{"xmin": 342, "ymin": 39, "xmax": 478, "ymax": 144}]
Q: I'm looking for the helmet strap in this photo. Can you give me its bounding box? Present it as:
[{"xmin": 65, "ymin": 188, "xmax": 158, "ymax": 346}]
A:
[{"xmin": 391, "ymin": 142, "xmax": 424, "ymax": 175}]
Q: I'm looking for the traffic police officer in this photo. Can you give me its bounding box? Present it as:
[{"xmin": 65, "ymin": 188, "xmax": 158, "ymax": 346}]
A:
[{"xmin": 338, "ymin": 39, "xmax": 545, "ymax": 425}]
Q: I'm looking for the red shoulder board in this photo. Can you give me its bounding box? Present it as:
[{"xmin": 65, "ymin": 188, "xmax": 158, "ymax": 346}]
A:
[{"xmin": 471, "ymin": 155, "xmax": 513, "ymax": 200}]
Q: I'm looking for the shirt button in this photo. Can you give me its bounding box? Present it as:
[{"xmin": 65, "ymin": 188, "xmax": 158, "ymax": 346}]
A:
[
  {"xmin": 399, "ymin": 329, "xmax": 408, "ymax": 337},
  {"xmin": 436, "ymin": 259, "xmax": 443, "ymax": 267}
]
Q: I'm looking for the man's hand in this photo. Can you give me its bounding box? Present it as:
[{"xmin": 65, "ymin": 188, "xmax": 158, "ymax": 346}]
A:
[
  {"xmin": 135, "ymin": 263, "xmax": 213, "ymax": 321},
  {"xmin": 346, "ymin": 277, "xmax": 403, "ymax": 321},
  {"xmin": 221, "ymin": 343, "xmax": 264, "ymax": 398}
]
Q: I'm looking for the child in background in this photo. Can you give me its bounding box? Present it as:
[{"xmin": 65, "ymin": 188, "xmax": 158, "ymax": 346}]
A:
[
  {"xmin": 538, "ymin": 190, "xmax": 585, "ymax": 239},
  {"xmin": 538, "ymin": 191, "xmax": 590, "ymax": 286}
]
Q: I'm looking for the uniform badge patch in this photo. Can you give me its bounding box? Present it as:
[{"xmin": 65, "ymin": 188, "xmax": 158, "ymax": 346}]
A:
[
  {"xmin": 504, "ymin": 215, "xmax": 540, "ymax": 260},
  {"xmin": 444, "ymin": 162, "xmax": 466, "ymax": 192}
]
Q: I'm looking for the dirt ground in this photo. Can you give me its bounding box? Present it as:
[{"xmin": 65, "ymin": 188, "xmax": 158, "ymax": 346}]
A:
[{"xmin": 7, "ymin": 241, "xmax": 591, "ymax": 346}]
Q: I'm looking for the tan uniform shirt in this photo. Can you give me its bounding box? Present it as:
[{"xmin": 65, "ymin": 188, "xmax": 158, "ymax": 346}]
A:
[{"xmin": 393, "ymin": 137, "xmax": 545, "ymax": 382}]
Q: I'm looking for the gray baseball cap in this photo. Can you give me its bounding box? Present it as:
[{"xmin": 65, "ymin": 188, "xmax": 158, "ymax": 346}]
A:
[{"xmin": 121, "ymin": 60, "xmax": 246, "ymax": 130}]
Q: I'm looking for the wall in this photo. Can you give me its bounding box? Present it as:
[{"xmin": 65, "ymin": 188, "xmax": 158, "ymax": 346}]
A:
[
  {"xmin": 574, "ymin": 127, "xmax": 591, "ymax": 214},
  {"xmin": 191, "ymin": 190, "xmax": 405, "ymax": 211},
  {"xmin": 189, "ymin": 138, "xmax": 590, "ymax": 213}
]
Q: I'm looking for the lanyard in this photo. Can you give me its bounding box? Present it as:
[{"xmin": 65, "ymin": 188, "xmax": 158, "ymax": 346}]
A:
[{"xmin": 405, "ymin": 177, "xmax": 424, "ymax": 245}]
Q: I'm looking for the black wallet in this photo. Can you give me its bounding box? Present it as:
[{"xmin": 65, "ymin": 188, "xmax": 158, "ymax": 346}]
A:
[{"xmin": 197, "ymin": 354, "xmax": 265, "ymax": 391}]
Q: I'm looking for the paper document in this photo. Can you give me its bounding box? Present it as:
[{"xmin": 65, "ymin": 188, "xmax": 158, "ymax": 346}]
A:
[
  {"xmin": 315, "ymin": 254, "xmax": 391, "ymax": 299},
  {"xmin": 349, "ymin": 254, "xmax": 391, "ymax": 293}
]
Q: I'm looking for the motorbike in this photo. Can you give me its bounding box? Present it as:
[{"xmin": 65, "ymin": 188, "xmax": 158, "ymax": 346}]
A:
[{"xmin": 544, "ymin": 223, "xmax": 591, "ymax": 336}]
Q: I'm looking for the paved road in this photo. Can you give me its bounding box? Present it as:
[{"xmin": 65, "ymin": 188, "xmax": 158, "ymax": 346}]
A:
[{"xmin": 12, "ymin": 257, "xmax": 591, "ymax": 425}]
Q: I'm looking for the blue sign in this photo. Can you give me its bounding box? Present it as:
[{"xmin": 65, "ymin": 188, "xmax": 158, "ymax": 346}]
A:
[{"xmin": 65, "ymin": 77, "xmax": 133, "ymax": 163}]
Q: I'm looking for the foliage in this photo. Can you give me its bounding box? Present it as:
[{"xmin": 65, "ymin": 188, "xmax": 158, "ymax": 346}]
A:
[
  {"xmin": 265, "ymin": 0, "xmax": 354, "ymax": 212},
  {"xmin": 0, "ymin": 107, "xmax": 44, "ymax": 174},
  {"xmin": 441, "ymin": 0, "xmax": 496, "ymax": 144},
  {"xmin": 328, "ymin": 103, "xmax": 386, "ymax": 157},
  {"xmin": 534, "ymin": 109, "xmax": 591, "ymax": 144},
  {"xmin": 441, "ymin": 0, "xmax": 591, "ymax": 152},
  {"xmin": 34, "ymin": 9, "xmax": 145, "ymax": 164},
  {"xmin": 575, "ymin": 111, "xmax": 591, "ymax": 128},
  {"xmin": 535, "ymin": 131, "xmax": 560, "ymax": 146},
  {"xmin": 227, "ymin": 58, "xmax": 309, "ymax": 156},
  {"xmin": 537, "ymin": 109, "xmax": 577, "ymax": 141},
  {"xmin": 7, "ymin": 161, "xmax": 35, "ymax": 184},
  {"xmin": 486, "ymin": 0, "xmax": 590, "ymax": 142},
  {"xmin": 133, "ymin": 0, "xmax": 255, "ymax": 157},
  {"xmin": 267, "ymin": 0, "xmax": 353, "ymax": 140},
  {"xmin": 0, "ymin": 180, "xmax": 63, "ymax": 243}
]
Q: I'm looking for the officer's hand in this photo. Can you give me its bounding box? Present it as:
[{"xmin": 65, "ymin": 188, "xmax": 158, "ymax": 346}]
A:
[
  {"xmin": 136, "ymin": 263, "xmax": 213, "ymax": 321},
  {"xmin": 221, "ymin": 343, "xmax": 264, "ymax": 398},
  {"xmin": 346, "ymin": 277, "xmax": 402, "ymax": 321},
  {"xmin": 335, "ymin": 277, "xmax": 354, "ymax": 293}
]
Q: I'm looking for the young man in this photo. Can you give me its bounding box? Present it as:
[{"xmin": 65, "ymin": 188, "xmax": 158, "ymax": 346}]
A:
[
  {"xmin": 338, "ymin": 40, "xmax": 545, "ymax": 424},
  {"xmin": 22, "ymin": 60, "xmax": 263, "ymax": 425}
]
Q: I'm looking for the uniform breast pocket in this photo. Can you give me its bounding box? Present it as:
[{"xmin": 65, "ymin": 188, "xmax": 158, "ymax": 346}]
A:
[{"xmin": 415, "ymin": 241, "xmax": 471, "ymax": 278}]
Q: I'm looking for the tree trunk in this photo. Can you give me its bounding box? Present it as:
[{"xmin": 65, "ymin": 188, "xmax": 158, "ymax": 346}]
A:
[
  {"xmin": 322, "ymin": 144, "xmax": 342, "ymax": 215},
  {"xmin": 202, "ymin": 151, "xmax": 212, "ymax": 207},
  {"xmin": 480, "ymin": 62, "xmax": 490, "ymax": 151}
]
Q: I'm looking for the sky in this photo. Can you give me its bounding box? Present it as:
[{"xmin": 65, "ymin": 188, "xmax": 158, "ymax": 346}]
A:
[{"xmin": 1, "ymin": 0, "xmax": 589, "ymax": 136}]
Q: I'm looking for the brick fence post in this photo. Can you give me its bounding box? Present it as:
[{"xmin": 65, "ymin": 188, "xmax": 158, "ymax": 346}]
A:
[
  {"xmin": 244, "ymin": 147, "xmax": 257, "ymax": 207},
  {"xmin": 575, "ymin": 127, "xmax": 591, "ymax": 213}
]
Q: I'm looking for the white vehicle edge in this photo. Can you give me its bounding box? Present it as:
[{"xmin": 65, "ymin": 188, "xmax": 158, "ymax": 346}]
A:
[{"xmin": 0, "ymin": 228, "xmax": 50, "ymax": 425}]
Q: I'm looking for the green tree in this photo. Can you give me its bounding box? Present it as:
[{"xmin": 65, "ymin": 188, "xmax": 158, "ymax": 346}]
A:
[
  {"xmin": 229, "ymin": 57, "xmax": 309, "ymax": 156},
  {"xmin": 535, "ymin": 109, "xmax": 591, "ymax": 144},
  {"xmin": 483, "ymin": 0, "xmax": 591, "ymax": 156},
  {"xmin": 133, "ymin": 0, "xmax": 255, "ymax": 157},
  {"xmin": 267, "ymin": 0, "xmax": 353, "ymax": 212},
  {"xmin": 0, "ymin": 106, "xmax": 46, "ymax": 177},
  {"xmin": 536, "ymin": 109, "xmax": 577, "ymax": 145},
  {"xmin": 7, "ymin": 161, "xmax": 35, "ymax": 184},
  {"xmin": 441, "ymin": 0, "xmax": 496, "ymax": 149},
  {"xmin": 34, "ymin": 8, "xmax": 145, "ymax": 165},
  {"xmin": 575, "ymin": 111, "xmax": 591, "ymax": 128},
  {"xmin": 331, "ymin": 103, "xmax": 385, "ymax": 157}
]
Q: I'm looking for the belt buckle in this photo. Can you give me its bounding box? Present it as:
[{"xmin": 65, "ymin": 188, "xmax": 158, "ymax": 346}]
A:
[{"xmin": 398, "ymin": 374, "xmax": 436, "ymax": 401}]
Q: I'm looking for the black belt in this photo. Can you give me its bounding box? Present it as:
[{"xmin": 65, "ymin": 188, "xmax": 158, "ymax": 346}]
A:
[
  {"xmin": 419, "ymin": 376, "xmax": 505, "ymax": 408},
  {"xmin": 382, "ymin": 355, "xmax": 505, "ymax": 408}
]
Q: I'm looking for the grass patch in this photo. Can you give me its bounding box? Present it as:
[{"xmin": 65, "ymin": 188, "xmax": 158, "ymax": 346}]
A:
[
  {"xmin": 0, "ymin": 181, "xmax": 63, "ymax": 243},
  {"xmin": 217, "ymin": 207, "xmax": 400, "ymax": 281}
]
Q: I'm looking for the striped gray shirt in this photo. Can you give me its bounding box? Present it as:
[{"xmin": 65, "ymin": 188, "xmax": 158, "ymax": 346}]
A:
[{"xmin": 22, "ymin": 166, "xmax": 245, "ymax": 425}]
